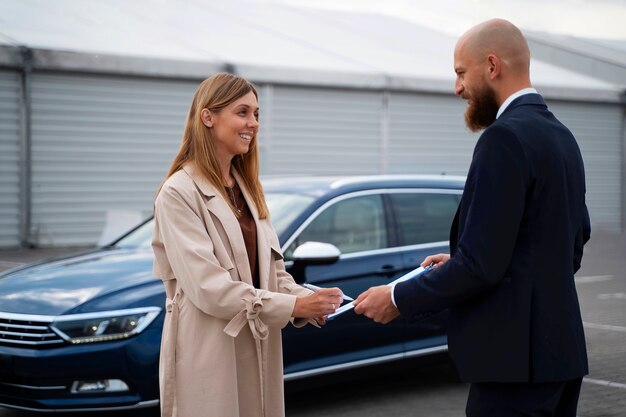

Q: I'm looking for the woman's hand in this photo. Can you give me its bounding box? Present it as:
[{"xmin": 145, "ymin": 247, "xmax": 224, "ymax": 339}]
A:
[
  {"xmin": 313, "ymin": 316, "xmax": 327, "ymax": 326},
  {"xmin": 421, "ymin": 253, "xmax": 450, "ymax": 268},
  {"xmin": 293, "ymin": 288, "xmax": 343, "ymax": 318}
]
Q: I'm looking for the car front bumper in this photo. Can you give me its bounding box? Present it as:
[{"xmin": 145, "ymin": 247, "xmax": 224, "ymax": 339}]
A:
[{"xmin": 0, "ymin": 327, "xmax": 161, "ymax": 412}]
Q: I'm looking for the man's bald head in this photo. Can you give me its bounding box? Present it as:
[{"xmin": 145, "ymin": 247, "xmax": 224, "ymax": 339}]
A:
[
  {"xmin": 458, "ymin": 18, "xmax": 530, "ymax": 76},
  {"xmin": 453, "ymin": 19, "xmax": 533, "ymax": 131}
]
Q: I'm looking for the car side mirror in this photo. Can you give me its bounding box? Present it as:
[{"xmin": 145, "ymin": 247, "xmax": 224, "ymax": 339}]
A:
[{"xmin": 290, "ymin": 241, "xmax": 341, "ymax": 283}]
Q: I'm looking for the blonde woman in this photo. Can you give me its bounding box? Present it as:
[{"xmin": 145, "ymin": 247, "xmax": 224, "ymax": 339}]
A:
[{"xmin": 152, "ymin": 73, "xmax": 342, "ymax": 417}]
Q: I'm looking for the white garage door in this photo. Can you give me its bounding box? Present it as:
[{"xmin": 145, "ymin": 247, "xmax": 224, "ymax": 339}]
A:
[
  {"xmin": 29, "ymin": 73, "xmax": 197, "ymax": 246},
  {"xmin": 548, "ymin": 100, "xmax": 623, "ymax": 231},
  {"xmin": 388, "ymin": 92, "xmax": 478, "ymax": 176},
  {"xmin": 266, "ymin": 86, "xmax": 383, "ymax": 175},
  {"xmin": 0, "ymin": 70, "xmax": 21, "ymax": 247}
]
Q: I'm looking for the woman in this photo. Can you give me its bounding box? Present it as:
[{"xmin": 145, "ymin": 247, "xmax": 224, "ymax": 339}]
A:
[{"xmin": 152, "ymin": 73, "xmax": 342, "ymax": 417}]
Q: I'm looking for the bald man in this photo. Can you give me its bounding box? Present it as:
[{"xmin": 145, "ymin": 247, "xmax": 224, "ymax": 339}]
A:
[{"xmin": 354, "ymin": 19, "xmax": 590, "ymax": 416}]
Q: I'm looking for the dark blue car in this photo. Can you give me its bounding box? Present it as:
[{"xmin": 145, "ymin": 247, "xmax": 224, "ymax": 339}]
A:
[{"xmin": 0, "ymin": 175, "xmax": 464, "ymax": 412}]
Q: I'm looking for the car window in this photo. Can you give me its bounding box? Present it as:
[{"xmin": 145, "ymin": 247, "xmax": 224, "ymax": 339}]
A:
[
  {"xmin": 390, "ymin": 192, "xmax": 459, "ymax": 246},
  {"xmin": 285, "ymin": 194, "xmax": 387, "ymax": 259}
]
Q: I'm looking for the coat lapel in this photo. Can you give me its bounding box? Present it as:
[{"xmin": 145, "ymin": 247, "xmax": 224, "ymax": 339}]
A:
[
  {"xmin": 182, "ymin": 164, "xmax": 253, "ymax": 286},
  {"xmin": 233, "ymin": 170, "xmax": 271, "ymax": 290}
]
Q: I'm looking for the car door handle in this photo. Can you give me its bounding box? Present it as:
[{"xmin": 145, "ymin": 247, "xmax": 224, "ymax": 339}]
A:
[{"xmin": 376, "ymin": 265, "xmax": 402, "ymax": 276}]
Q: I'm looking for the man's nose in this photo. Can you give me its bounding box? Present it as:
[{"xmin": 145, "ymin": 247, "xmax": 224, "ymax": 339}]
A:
[{"xmin": 454, "ymin": 81, "xmax": 464, "ymax": 96}]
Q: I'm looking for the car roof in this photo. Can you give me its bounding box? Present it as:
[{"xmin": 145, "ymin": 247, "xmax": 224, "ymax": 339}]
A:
[{"xmin": 262, "ymin": 174, "xmax": 466, "ymax": 196}]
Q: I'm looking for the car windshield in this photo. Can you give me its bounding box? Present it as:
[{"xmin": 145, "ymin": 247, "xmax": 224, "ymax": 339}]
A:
[
  {"xmin": 265, "ymin": 192, "xmax": 315, "ymax": 236},
  {"xmin": 113, "ymin": 221, "xmax": 154, "ymax": 249},
  {"xmin": 113, "ymin": 192, "xmax": 315, "ymax": 249}
]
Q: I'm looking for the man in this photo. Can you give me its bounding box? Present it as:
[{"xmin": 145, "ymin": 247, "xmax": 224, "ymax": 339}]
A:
[{"xmin": 354, "ymin": 19, "xmax": 590, "ymax": 416}]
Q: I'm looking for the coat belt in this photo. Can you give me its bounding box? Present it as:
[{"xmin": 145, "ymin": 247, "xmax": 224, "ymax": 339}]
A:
[
  {"xmin": 161, "ymin": 295, "xmax": 178, "ymax": 417},
  {"xmin": 223, "ymin": 292, "xmax": 271, "ymax": 415}
]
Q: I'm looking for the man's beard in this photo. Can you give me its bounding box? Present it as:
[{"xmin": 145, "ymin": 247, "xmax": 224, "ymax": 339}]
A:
[{"xmin": 464, "ymin": 83, "xmax": 499, "ymax": 132}]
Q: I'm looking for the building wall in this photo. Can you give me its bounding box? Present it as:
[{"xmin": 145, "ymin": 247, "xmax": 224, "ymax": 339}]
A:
[
  {"xmin": 387, "ymin": 92, "xmax": 478, "ymax": 176},
  {"xmin": 262, "ymin": 86, "xmax": 624, "ymax": 233},
  {"xmin": 28, "ymin": 73, "xmax": 196, "ymax": 245},
  {"xmin": 1, "ymin": 71, "xmax": 623, "ymax": 247},
  {"xmin": 548, "ymin": 100, "xmax": 624, "ymax": 231},
  {"xmin": 265, "ymin": 86, "xmax": 385, "ymax": 175},
  {"xmin": 0, "ymin": 70, "xmax": 21, "ymax": 247}
]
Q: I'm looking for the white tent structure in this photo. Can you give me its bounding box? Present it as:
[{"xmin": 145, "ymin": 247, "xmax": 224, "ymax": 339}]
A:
[{"xmin": 0, "ymin": 0, "xmax": 624, "ymax": 246}]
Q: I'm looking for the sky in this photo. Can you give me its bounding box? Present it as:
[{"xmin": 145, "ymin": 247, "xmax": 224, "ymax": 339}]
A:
[{"xmin": 274, "ymin": 0, "xmax": 626, "ymax": 40}]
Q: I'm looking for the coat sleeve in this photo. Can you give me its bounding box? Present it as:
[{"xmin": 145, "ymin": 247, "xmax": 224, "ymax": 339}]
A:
[
  {"xmin": 267, "ymin": 225, "xmax": 317, "ymax": 328},
  {"xmin": 153, "ymin": 183, "xmax": 298, "ymax": 331},
  {"xmin": 394, "ymin": 125, "xmax": 529, "ymax": 318}
]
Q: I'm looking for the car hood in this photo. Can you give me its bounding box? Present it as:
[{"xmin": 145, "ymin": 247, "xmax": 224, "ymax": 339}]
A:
[{"xmin": 0, "ymin": 248, "xmax": 158, "ymax": 316}]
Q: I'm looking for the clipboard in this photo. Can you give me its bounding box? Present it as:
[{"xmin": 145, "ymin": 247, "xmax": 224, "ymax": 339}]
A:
[{"xmin": 327, "ymin": 265, "xmax": 434, "ymax": 321}]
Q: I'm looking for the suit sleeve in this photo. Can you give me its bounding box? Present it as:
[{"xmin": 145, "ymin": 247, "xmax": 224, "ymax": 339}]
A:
[
  {"xmin": 153, "ymin": 184, "xmax": 297, "ymax": 330},
  {"xmin": 394, "ymin": 125, "xmax": 529, "ymax": 318},
  {"xmin": 573, "ymin": 203, "xmax": 591, "ymax": 273}
]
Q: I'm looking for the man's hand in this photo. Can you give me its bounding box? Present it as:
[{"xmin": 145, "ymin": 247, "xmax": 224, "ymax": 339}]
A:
[
  {"xmin": 353, "ymin": 285, "xmax": 400, "ymax": 324},
  {"xmin": 421, "ymin": 253, "xmax": 450, "ymax": 268}
]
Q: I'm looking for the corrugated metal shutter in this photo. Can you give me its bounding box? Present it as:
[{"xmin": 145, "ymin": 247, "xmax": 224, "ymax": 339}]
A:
[
  {"xmin": 388, "ymin": 92, "xmax": 479, "ymax": 175},
  {"xmin": 548, "ymin": 100, "xmax": 623, "ymax": 231},
  {"xmin": 30, "ymin": 73, "xmax": 197, "ymax": 246},
  {"xmin": 258, "ymin": 84, "xmax": 272, "ymax": 176},
  {"xmin": 267, "ymin": 86, "xmax": 383, "ymax": 175},
  {"xmin": 0, "ymin": 70, "xmax": 21, "ymax": 247}
]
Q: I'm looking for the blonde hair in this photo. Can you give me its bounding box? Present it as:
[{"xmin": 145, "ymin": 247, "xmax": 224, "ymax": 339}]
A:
[{"xmin": 159, "ymin": 73, "xmax": 269, "ymax": 218}]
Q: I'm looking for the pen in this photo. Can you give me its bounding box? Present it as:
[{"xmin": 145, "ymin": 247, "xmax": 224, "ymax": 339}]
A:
[{"xmin": 302, "ymin": 283, "xmax": 354, "ymax": 301}]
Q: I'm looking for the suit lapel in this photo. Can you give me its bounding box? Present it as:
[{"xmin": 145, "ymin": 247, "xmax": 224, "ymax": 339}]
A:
[
  {"xmin": 233, "ymin": 170, "xmax": 271, "ymax": 290},
  {"xmin": 182, "ymin": 164, "xmax": 253, "ymax": 286}
]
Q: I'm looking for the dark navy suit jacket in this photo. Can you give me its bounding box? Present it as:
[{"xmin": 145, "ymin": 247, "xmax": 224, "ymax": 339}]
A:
[{"xmin": 395, "ymin": 94, "xmax": 590, "ymax": 383}]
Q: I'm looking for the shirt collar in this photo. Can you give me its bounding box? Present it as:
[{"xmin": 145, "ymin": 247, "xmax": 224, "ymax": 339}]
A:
[{"xmin": 496, "ymin": 87, "xmax": 538, "ymax": 119}]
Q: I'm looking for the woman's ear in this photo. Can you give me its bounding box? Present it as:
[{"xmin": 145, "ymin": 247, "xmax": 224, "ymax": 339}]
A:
[{"xmin": 200, "ymin": 108, "xmax": 214, "ymax": 128}]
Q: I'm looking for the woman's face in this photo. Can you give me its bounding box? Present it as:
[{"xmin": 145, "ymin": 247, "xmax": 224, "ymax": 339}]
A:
[{"xmin": 206, "ymin": 91, "xmax": 259, "ymax": 160}]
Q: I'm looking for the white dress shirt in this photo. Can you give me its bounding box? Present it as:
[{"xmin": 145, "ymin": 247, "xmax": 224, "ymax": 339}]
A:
[{"xmin": 496, "ymin": 87, "xmax": 537, "ymax": 119}]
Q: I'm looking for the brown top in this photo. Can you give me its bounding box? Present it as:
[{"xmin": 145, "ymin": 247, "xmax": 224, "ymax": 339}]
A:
[{"xmin": 225, "ymin": 182, "xmax": 259, "ymax": 288}]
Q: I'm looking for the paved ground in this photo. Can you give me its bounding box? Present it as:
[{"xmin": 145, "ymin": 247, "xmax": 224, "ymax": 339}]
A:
[{"xmin": 0, "ymin": 229, "xmax": 624, "ymax": 416}]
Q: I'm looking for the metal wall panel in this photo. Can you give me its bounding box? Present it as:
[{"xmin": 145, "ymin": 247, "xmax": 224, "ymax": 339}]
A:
[
  {"xmin": 13, "ymin": 73, "xmax": 624, "ymax": 247},
  {"xmin": 548, "ymin": 100, "xmax": 623, "ymax": 231},
  {"xmin": 0, "ymin": 71, "xmax": 21, "ymax": 247},
  {"xmin": 30, "ymin": 73, "xmax": 197, "ymax": 246},
  {"xmin": 267, "ymin": 86, "xmax": 383, "ymax": 175},
  {"xmin": 388, "ymin": 92, "xmax": 479, "ymax": 176}
]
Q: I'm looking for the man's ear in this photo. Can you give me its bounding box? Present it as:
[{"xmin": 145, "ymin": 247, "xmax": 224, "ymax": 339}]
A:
[
  {"xmin": 200, "ymin": 108, "xmax": 214, "ymax": 127},
  {"xmin": 486, "ymin": 54, "xmax": 501, "ymax": 80}
]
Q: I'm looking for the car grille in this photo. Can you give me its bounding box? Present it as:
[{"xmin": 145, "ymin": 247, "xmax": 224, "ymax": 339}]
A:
[{"xmin": 0, "ymin": 314, "xmax": 65, "ymax": 347}]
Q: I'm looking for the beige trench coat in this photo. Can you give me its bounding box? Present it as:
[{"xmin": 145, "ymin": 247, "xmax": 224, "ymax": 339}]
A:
[{"xmin": 152, "ymin": 165, "xmax": 313, "ymax": 417}]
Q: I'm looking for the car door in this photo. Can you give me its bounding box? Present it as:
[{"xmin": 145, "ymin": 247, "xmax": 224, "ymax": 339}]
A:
[
  {"xmin": 281, "ymin": 191, "xmax": 406, "ymax": 376},
  {"xmin": 386, "ymin": 190, "xmax": 462, "ymax": 352}
]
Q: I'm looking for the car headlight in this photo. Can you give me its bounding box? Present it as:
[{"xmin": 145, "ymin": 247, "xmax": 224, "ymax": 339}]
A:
[{"xmin": 50, "ymin": 307, "xmax": 161, "ymax": 344}]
